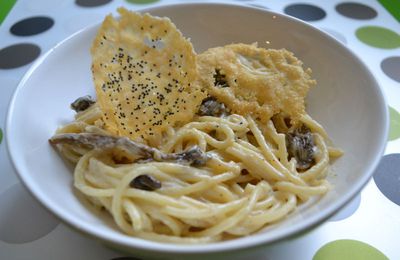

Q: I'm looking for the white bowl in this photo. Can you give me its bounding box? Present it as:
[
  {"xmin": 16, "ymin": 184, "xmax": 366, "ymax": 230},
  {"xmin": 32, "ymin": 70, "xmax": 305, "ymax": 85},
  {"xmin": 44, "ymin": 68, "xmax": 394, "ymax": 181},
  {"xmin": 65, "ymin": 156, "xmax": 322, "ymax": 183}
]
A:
[{"xmin": 6, "ymin": 3, "xmax": 388, "ymax": 259}]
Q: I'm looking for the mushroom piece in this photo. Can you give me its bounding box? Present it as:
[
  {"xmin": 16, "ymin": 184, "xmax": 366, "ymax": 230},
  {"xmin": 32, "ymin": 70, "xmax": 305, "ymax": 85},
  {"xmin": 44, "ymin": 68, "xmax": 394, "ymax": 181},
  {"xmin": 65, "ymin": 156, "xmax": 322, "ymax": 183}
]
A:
[
  {"xmin": 130, "ymin": 175, "xmax": 162, "ymax": 191},
  {"xmin": 213, "ymin": 69, "xmax": 229, "ymax": 88},
  {"xmin": 286, "ymin": 125, "xmax": 316, "ymax": 171},
  {"xmin": 49, "ymin": 133, "xmax": 208, "ymax": 166},
  {"xmin": 162, "ymin": 146, "xmax": 208, "ymax": 166},
  {"xmin": 70, "ymin": 95, "xmax": 96, "ymax": 112},
  {"xmin": 197, "ymin": 97, "xmax": 229, "ymax": 117}
]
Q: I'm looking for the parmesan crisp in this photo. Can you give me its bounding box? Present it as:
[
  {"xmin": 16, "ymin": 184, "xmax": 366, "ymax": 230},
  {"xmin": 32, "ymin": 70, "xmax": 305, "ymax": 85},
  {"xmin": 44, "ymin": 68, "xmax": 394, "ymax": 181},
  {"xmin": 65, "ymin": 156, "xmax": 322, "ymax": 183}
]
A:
[
  {"xmin": 197, "ymin": 43, "xmax": 316, "ymax": 123},
  {"xmin": 91, "ymin": 8, "xmax": 205, "ymax": 141}
]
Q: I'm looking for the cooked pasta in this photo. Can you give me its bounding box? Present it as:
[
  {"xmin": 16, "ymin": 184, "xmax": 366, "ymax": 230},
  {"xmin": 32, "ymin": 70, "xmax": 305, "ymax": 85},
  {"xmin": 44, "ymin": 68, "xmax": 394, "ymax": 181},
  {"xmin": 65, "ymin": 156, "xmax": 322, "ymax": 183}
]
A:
[{"xmin": 51, "ymin": 102, "xmax": 342, "ymax": 243}]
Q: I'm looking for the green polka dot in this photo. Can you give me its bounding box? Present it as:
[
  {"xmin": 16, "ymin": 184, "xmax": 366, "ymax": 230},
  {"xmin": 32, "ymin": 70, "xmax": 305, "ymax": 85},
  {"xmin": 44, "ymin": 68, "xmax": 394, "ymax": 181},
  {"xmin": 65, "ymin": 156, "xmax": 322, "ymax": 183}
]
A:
[
  {"xmin": 313, "ymin": 239, "xmax": 389, "ymax": 260},
  {"xmin": 0, "ymin": 128, "xmax": 2, "ymax": 144},
  {"xmin": 125, "ymin": 0, "xmax": 160, "ymax": 4},
  {"xmin": 356, "ymin": 26, "xmax": 400, "ymax": 49},
  {"xmin": 389, "ymin": 106, "xmax": 400, "ymax": 141}
]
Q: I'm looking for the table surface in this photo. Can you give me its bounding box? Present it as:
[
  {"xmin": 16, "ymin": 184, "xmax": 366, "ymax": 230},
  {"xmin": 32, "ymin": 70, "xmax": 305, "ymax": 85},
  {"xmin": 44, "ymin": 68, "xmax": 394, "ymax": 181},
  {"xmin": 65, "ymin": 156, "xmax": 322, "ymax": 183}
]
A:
[{"xmin": 0, "ymin": 0, "xmax": 399, "ymax": 259}]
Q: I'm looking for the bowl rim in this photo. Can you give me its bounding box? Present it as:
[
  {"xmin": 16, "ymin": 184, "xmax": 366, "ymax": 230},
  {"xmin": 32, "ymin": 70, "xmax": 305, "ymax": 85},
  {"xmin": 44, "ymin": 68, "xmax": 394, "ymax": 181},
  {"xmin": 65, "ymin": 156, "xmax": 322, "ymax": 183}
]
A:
[{"xmin": 6, "ymin": 2, "xmax": 389, "ymax": 255}]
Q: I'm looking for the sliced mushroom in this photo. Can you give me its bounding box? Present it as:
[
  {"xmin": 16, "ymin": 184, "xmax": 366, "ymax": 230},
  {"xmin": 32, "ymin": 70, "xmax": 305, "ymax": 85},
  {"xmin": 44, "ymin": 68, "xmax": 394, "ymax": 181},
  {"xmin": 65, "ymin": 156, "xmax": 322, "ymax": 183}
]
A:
[
  {"xmin": 50, "ymin": 133, "xmax": 155, "ymax": 159},
  {"xmin": 49, "ymin": 133, "xmax": 209, "ymax": 166}
]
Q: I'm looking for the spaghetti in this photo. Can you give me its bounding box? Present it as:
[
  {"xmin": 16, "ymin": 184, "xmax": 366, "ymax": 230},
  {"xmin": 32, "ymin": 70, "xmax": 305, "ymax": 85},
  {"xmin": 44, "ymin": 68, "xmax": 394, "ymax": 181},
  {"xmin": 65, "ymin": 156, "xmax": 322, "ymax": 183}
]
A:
[{"xmin": 50, "ymin": 102, "xmax": 342, "ymax": 243}]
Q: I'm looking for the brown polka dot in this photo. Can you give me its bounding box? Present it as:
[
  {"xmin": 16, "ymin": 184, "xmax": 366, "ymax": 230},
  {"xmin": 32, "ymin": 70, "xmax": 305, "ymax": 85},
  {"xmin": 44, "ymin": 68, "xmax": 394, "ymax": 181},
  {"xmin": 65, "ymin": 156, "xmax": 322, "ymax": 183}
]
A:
[
  {"xmin": 381, "ymin": 56, "xmax": 400, "ymax": 82},
  {"xmin": 10, "ymin": 16, "xmax": 54, "ymax": 36},
  {"xmin": 75, "ymin": 0, "xmax": 112, "ymax": 7},
  {"xmin": 0, "ymin": 43, "xmax": 40, "ymax": 69},
  {"xmin": 336, "ymin": 2, "xmax": 377, "ymax": 20},
  {"xmin": 284, "ymin": 4, "xmax": 326, "ymax": 21},
  {"xmin": 373, "ymin": 154, "xmax": 400, "ymax": 206},
  {"xmin": 0, "ymin": 183, "xmax": 59, "ymax": 243}
]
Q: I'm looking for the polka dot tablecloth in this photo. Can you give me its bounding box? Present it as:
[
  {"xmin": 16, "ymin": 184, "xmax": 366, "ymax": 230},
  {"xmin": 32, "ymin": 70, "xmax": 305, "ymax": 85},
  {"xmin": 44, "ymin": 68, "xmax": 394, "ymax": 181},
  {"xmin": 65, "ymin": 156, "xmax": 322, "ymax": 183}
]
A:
[{"xmin": 0, "ymin": 0, "xmax": 399, "ymax": 259}]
